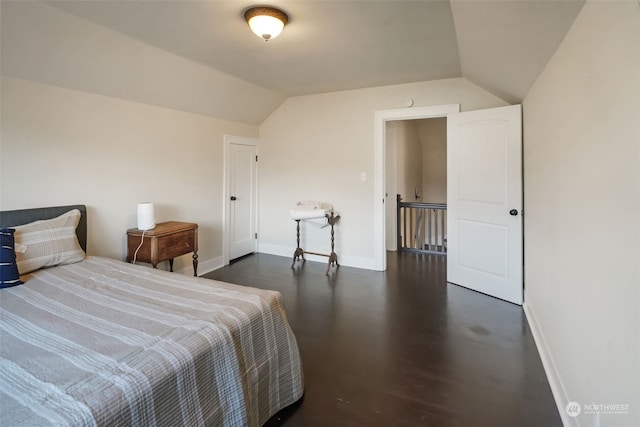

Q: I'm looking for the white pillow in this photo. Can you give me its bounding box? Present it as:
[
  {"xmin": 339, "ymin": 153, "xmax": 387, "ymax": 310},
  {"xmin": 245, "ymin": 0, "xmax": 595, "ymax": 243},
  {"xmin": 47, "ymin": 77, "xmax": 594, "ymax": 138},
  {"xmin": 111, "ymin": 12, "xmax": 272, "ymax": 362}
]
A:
[{"xmin": 14, "ymin": 209, "xmax": 86, "ymax": 275}]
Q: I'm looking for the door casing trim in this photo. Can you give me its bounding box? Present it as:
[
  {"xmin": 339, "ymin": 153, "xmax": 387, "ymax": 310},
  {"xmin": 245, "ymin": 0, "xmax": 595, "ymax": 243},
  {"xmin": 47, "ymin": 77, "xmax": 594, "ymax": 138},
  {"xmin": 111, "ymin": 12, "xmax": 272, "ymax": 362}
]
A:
[{"xmin": 373, "ymin": 104, "xmax": 460, "ymax": 271}]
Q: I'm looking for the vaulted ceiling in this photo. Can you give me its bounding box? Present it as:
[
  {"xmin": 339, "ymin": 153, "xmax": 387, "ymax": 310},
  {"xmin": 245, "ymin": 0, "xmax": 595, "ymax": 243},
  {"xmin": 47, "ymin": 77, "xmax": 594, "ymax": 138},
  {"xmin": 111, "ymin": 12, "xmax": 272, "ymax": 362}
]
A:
[{"xmin": 44, "ymin": 0, "xmax": 585, "ymax": 104}]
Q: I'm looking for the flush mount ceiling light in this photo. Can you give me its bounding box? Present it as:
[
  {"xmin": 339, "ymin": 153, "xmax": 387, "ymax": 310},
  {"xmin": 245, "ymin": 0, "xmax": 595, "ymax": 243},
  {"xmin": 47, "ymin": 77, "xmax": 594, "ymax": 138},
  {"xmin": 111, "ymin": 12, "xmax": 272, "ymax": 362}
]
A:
[{"xmin": 244, "ymin": 6, "xmax": 289, "ymax": 41}]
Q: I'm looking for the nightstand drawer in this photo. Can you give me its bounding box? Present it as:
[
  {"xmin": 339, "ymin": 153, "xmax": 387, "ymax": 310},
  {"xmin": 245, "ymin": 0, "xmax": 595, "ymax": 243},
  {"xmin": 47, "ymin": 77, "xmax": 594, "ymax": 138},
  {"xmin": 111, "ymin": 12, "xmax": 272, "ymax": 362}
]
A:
[{"xmin": 158, "ymin": 230, "xmax": 195, "ymax": 260}]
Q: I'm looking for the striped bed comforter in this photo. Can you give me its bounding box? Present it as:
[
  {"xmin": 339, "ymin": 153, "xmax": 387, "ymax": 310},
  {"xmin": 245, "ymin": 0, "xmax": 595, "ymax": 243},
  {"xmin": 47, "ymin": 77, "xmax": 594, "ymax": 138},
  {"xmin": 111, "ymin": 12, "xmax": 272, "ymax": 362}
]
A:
[{"xmin": 0, "ymin": 257, "xmax": 304, "ymax": 426}]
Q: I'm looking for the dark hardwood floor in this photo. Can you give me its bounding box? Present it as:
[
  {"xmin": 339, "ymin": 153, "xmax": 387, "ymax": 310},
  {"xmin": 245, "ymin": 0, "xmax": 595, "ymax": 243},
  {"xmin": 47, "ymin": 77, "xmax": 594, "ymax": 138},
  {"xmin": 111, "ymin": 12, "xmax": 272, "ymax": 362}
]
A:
[{"xmin": 203, "ymin": 252, "xmax": 561, "ymax": 427}]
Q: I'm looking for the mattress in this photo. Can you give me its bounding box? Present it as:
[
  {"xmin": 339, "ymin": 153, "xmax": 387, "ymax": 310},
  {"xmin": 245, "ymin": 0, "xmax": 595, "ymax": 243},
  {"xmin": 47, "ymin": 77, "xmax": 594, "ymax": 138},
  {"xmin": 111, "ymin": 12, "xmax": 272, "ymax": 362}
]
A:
[{"xmin": 0, "ymin": 256, "xmax": 304, "ymax": 426}]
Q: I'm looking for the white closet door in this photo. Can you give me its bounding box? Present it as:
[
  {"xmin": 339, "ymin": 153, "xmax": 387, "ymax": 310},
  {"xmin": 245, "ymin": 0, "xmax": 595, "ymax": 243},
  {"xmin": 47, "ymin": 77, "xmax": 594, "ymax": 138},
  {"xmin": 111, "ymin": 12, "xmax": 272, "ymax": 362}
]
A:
[{"xmin": 226, "ymin": 136, "xmax": 258, "ymax": 261}]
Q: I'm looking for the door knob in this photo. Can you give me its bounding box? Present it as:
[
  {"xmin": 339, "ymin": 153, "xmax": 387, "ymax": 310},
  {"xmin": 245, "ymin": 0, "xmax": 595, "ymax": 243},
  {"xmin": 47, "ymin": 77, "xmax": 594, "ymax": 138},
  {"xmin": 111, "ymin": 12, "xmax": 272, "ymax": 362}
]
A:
[
  {"xmin": 509, "ymin": 209, "xmax": 518, "ymax": 216},
  {"xmin": 230, "ymin": 196, "xmax": 237, "ymax": 201}
]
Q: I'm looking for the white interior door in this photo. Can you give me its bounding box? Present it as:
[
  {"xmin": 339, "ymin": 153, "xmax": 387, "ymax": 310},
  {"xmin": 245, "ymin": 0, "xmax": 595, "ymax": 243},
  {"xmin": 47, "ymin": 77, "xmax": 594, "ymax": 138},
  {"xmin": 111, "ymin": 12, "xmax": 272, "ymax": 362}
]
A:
[
  {"xmin": 447, "ymin": 105, "xmax": 523, "ymax": 305},
  {"xmin": 225, "ymin": 136, "xmax": 257, "ymax": 261}
]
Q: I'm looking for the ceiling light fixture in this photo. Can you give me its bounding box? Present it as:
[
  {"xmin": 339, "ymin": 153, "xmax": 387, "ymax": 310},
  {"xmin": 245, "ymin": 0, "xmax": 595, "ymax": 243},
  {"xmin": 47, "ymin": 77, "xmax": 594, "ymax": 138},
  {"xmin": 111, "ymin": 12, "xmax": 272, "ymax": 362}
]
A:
[{"xmin": 244, "ymin": 6, "xmax": 288, "ymax": 41}]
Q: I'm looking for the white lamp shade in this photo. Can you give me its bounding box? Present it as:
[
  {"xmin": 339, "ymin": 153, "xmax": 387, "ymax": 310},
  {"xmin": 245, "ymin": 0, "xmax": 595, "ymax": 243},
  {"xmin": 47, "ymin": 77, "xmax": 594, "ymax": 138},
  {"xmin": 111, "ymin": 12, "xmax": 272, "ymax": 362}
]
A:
[
  {"xmin": 137, "ymin": 202, "xmax": 156, "ymax": 230},
  {"xmin": 248, "ymin": 15, "xmax": 285, "ymax": 40}
]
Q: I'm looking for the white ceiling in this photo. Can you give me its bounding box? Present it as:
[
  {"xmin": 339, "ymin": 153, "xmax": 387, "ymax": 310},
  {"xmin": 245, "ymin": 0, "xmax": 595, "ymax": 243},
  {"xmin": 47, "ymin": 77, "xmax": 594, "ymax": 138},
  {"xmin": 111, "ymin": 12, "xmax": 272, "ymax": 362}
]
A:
[{"xmin": 44, "ymin": 0, "xmax": 585, "ymax": 104}]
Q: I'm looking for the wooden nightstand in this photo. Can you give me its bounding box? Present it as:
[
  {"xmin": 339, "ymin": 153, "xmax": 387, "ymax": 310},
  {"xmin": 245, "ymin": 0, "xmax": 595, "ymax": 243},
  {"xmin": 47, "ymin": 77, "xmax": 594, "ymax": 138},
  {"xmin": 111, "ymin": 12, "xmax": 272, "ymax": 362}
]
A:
[{"xmin": 126, "ymin": 221, "xmax": 198, "ymax": 276}]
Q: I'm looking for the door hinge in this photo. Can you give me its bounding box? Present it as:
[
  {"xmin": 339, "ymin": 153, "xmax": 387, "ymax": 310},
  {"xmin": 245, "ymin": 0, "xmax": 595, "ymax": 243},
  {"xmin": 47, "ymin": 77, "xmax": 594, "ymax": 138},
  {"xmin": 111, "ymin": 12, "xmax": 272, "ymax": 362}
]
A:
[
  {"xmin": 255, "ymin": 233, "xmax": 258, "ymax": 239},
  {"xmin": 255, "ymin": 155, "xmax": 258, "ymax": 162}
]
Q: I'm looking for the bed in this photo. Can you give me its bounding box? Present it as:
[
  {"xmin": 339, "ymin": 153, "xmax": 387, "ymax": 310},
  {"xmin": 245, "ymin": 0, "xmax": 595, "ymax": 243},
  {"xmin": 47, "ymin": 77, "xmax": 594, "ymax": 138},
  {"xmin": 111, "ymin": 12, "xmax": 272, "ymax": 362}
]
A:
[{"xmin": 0, "ymin": 205, "xmax": 304, "ymax": 426}]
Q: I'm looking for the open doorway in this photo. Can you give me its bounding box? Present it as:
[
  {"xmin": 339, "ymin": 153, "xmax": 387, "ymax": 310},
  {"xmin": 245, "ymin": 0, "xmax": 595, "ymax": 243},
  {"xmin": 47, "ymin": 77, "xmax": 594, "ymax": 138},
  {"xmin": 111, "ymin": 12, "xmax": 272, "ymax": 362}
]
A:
[
  {"xmin": 385, "ymin": 117, "xmax": 447, "ymax": 252},
  {"xmin": 373, "ymin": 104, "xmax": 459, "ymax": 271}
]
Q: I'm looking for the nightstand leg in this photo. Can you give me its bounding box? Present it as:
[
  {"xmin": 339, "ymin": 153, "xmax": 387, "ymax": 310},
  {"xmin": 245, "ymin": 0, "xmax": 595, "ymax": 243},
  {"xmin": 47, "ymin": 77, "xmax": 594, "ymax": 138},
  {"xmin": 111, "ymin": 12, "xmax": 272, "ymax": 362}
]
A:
[
  {"xmin": 169, "ymin": 259, "xmax": 174, "ymax": 272},
  {"xmin": 192, "ymin": 252, "xmax": 198, "ymax": 277}
]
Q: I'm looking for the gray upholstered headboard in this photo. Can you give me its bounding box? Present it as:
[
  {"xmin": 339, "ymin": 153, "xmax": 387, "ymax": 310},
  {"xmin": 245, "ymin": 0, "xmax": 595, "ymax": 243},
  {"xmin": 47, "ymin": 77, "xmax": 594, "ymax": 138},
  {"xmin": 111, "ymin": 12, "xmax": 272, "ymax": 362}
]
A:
[{"xmin": 0, "ymin": 205, "xmax": 88, "ymax": 252}]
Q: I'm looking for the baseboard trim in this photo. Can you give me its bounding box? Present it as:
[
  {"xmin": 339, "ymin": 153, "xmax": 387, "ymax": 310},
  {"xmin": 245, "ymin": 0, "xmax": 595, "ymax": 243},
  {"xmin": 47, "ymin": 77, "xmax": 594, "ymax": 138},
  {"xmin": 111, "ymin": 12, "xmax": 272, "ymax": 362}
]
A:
[
  {"xmin": 175, "ymin": 256, "xmax": 224, "ymax": 277},
  {"xmin": 258, "ymin": 243, "xmax": 376, "ymax": 271},
  {"xmin": 524, "ymin": 302, "xmax": 577, "ymax": 427}
]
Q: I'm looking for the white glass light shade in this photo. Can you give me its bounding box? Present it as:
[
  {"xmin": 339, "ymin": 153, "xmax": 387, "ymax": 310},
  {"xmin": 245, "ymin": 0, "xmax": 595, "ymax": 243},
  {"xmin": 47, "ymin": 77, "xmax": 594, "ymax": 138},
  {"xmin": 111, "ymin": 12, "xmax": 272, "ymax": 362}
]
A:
[
  {"xmin": 248, "ymin": 15, "xmax": 285, "ymax": 40},
  {"xmin": 244, "ymin": 6, "xmax": 288, "ymax": 41}
]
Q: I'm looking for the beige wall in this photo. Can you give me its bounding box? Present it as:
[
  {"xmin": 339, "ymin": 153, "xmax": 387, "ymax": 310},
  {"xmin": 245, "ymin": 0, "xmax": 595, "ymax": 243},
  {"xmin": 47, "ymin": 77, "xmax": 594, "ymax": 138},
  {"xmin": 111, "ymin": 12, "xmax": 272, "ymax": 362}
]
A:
[
  {"xmin": 395, "ymin": 120, "xmax": 423, "ymax": 203},
  {"xmin": 258, "ymin": 78, "xmax": 507, "ymax": 269},
  {"xmin": 0, "ymin": 76, "xmax": 258, "ymax": 274},
  {"xmin": 418, "ymin": 118, "xmax": 447, "ymax": 203},
  {"xmin": 523, "ymin": 1, "xmax": 639, "ymax": 426}
]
